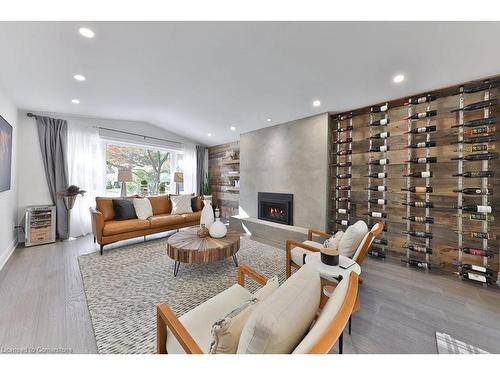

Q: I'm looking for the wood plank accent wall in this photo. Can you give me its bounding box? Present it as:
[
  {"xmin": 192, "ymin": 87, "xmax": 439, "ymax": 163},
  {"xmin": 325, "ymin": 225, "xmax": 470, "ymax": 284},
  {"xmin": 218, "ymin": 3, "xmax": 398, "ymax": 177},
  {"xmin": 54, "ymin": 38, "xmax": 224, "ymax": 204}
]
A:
[
  {"xmin": 208, "ymin": 141, "xmax": 240, "ymax": 219},
  {"xmin": 329, "ymin": 74, "xmax": 500, "ymax": 281}
]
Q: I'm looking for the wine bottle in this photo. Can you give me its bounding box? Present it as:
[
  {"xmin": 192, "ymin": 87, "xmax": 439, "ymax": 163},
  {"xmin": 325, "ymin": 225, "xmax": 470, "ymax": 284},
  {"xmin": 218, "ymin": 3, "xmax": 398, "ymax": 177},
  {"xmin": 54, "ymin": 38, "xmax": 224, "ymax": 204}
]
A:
[
  {"xmin": 463, "ymin": 125, "xmax": 495, "ymax": 136},
  {"xmin": 369, "ymin": 198, "xmax": 387, "ymax": 205},
  {"xmin": 371, "ymin": 103, "xmax": 389, "ymax": 113},
  {"xmin": 401, "ymin": 186, "xmax": 433, "ymax": 193},
  {"xmin": 452, "ymin": 188, "xmax": 492, "ymax": 195},
  {"xmin": 368, "ymin": 249, "xmax": 386, "ymax": 258},
  {"xmin": 402, "ymin": 201, "xmax": 433, "ymax": 208},
  {"xmin": 454, "ymin": 144, "xmax": 495, "ymax": 153},
  {"xmin": 402, "ymin": 230, "xmax": 433, "ymax": 239},
  {"xmin": 461, "ymin": 79, "xmax": 500, "ymax": 94},
  {"xmin": 455, "ymin": 230, "xmax": 490, "ymax": 239},
  {"xmin": 369, "ymin": 158, "xmax": 389, "ymax": 165},
  {"xmin": 339, "ymin": 113, "xmax": 353, "ymax": 121},
  {"xmin": 336, "ymin": 185, "xmax": 351, "ymax": 191},
  {"xmin": 453, "ymin": 171, "xmax": 494, "ymax": 178},
  {"xmin": 336, "ymin": 197, "xmax": 350, "ymax": 202},
  {"xmin": 455, "ymin": 213, "xmax": 494, "ymax": 221},
  {"xmin": 451, "ymin": 152, "xmax": 499, "ymax": 161},
  {"xmin": 454, "ymin": 205, "xmax": 494, "ymax": 213},
  {"xmin": 369, "ymin": 145, "xmax": 389, "ymax": 152},
  {"xmin": 461, "ymin": 248, "xmax": 494, "ymax": 258},
  {"xmin": 335, "ymin": 219, "xmax": 351, "ymax": 226},
  {"xmin": 336, "ymin": 149, "xmax": 352, "ymax": 156},
  {"xmin": 333, "ymin": 137, "xmax": 352, "ymax": 144},
  {"xmin": 367, "ymin": 185, "xmax": 387, "ymax": 192},
  {"xmin": 459, "ymin": 271, "xmax": 493, "ymax": 285},
  {"xmin": 369, "ymin": 223, "xmax": 388, "ymax": 232},
  {"xmin": 402, "ymin": 244, "xmax": 433, "ymax": 254},
  {"xmin": 335, "ymin": 161, "xmax": 352, "ymax": 167},
  {"xmin": 405, "ymin": 110, "xmax": 437, "ymax": 120},
  {"xmin": 451, "ymin": 116, "xmax": 500, "ymax": 128},
  {"xmin": 460, "ymin": 264, "xmax": 495, "ymax": 277},
  {"xmin": 333, "ymin": 126, "xmax": 354, "ymax": 133},
  {"xmin": 373, "ymin": 238, "xmax": 388, "ymax": 245},
  {"xmin": 370, "ymin": 118, "xmax": 390, "ymax": 127},
  {"xmin": 406, "ymin": 157, "xmax": 437, "ymax": 164},
  {"xmin": 336, "ymin": 173, "xmax": 352, "ymax": 179},
  {"xmin": 402, "ymin": 259, "xmax": 431, "ymax": 270},
  {"xmin": 405, "ymin": 94, "xmax": 436, "ymax": 105},
  {"xmin": 454, "ymin": 135, "xmax": 496, "ymax": 144},
  {"xmin": 370, "ymin": 132, "xmax": 390, "ymax": 139},
  {"xmin": 403, "ymin": 171, "xmax": 432, "ymax": 178},
  {"xmin": 451, "ymin": 98, "xmax": 498, "ymax": 113},
  {"xmin": 366, "ymin": 172, "xmax": 387, "ymax": 178},
  {"xmin": 407, "ymin": 141, "xmax": 436, "ymax": 149},
  {"xmin": 405, "ymin": 125, "xmax": 436, "ymax": 134},
  {"xmin": 337, "ymin": 208, "xmax": 350, "ymax": 214},
  {"xmin": 366, "ymin": 211, "xmax": 387, "ymax": 218},
  {"xmin": 402, "ymin": 216, "xmax": 434, "ymax": 224}
]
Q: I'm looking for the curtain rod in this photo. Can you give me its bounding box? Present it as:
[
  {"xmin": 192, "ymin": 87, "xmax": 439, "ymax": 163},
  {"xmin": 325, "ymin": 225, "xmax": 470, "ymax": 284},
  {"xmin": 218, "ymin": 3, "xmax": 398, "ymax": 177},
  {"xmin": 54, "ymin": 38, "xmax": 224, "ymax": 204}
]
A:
[{"xmin": 95, "ymin": 126, "xmax": 183, "ymax": 146}]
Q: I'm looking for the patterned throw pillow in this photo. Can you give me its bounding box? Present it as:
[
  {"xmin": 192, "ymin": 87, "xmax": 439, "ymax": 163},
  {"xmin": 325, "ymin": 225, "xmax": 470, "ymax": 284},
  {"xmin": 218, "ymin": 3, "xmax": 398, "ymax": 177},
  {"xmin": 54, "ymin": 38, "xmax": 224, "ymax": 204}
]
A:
[{"xmin": 170, "ymin": 195, "xmax": 194, "ymax": 215}]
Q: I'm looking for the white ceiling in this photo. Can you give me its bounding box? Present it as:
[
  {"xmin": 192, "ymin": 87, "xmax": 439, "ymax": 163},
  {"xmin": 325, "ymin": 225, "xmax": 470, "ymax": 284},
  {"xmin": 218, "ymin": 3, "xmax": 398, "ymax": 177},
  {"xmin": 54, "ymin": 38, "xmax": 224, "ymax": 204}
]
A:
[{"xmin": 0, "ymin": 21, "xmax": 499, "ymax": 146}]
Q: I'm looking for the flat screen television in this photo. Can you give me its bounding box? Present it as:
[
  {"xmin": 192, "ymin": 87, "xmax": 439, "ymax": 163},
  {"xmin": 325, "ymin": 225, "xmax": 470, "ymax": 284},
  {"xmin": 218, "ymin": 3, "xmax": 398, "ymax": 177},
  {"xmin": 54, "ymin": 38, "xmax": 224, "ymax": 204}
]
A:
[{"xmin": 0, "ymin": 115, "xmax": 13, "ymax": 192}]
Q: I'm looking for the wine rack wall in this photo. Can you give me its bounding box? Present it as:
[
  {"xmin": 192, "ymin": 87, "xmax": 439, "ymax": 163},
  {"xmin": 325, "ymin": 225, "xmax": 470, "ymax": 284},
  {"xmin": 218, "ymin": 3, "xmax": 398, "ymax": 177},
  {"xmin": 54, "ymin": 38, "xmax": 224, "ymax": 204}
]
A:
[{"xmin": 328, "ymin": 74, "xmax": 500, "ymax": 286}]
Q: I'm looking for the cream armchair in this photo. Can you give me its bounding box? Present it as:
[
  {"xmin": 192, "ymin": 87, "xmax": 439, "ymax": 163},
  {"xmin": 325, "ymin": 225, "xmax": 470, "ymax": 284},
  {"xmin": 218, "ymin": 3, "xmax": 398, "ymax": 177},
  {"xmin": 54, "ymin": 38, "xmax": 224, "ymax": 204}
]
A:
[{"xmin": 157, "ymin": 264, "xmax": 359, "ymax": 354}]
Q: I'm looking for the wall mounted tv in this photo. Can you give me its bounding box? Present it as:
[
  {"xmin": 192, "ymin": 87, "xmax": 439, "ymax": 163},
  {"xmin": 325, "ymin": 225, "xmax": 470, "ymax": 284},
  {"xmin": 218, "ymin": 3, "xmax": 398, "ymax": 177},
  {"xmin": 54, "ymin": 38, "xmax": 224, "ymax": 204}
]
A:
[{"xmin": 0, "ymin": 115, "xmax": 13, "ymax": 192}]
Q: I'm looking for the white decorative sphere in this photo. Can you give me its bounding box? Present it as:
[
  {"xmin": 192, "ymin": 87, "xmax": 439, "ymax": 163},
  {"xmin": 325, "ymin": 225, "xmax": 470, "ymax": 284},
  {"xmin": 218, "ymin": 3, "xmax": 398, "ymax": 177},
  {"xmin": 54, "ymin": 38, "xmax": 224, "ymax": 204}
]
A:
[{"xmin": 209, "ymin": 218, "xmax": 227, "ymax": 238}]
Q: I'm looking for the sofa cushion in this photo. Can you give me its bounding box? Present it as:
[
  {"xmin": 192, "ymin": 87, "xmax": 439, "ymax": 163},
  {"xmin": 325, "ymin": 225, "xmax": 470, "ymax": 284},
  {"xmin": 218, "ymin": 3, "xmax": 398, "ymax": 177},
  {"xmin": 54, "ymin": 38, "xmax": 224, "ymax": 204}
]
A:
[
  {"xmin": 133, "ymin": 198, "xmax": 153, "ymax": 219},
  {"xmin": 166, "ymin": 284, "xmax": 252, "ymax": 354},
  {"xmin": 112, "ymin": 199, "xmax": 137, "ymax": 221},
  {"xmin": 237, "ymin": 264, "xmax": 321, "ymax": 354},
  {"xmin": 208, "ymin": 276, "xmax": 279, "ymax": 354},
  {"xmin": 292, "ymin": 273, "xmax": 351, "ymax": 354},
  {"xmin": 338, "ymin": 220, "xmax": 368, "ymax": 258},
  {"xmin": 149, "ymin": 214, "xmax": 185, "ymax": 229},
  {"xmin": 102, "ymin": 219, "xmax": 150, "ymax": 236},
  {"xmin": 182, "ymin": 211, "xmax": 202, "ymax": 223},
  {"xmin": 171, "ymin": 195, "xmax": 194, "ymax": 215},
  {"xmin": 96, "ymin": 197, "xmax": 115, "ymax": 221},
  {"xmin": 191, "ymin": 196, "xmax": 203, "ymax": 212},
  {"xmin": 148, "ymin": 195, "xmax": 171, "ymax": 215},
  {"xmin": 290, "ymin": 240, "xmax": 323, "ymax": 266}
]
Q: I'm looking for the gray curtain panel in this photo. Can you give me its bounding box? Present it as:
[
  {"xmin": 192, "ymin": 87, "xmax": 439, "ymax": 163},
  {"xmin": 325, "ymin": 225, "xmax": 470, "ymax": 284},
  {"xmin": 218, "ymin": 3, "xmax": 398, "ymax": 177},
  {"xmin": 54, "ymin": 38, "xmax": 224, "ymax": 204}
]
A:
[
  {"xmin": 36, "ymin": 115, "xmax": 69, "ymax": 239},
  {"xmin": 196, "ymin": 145, "xmax": 206, "ymax": 195}
]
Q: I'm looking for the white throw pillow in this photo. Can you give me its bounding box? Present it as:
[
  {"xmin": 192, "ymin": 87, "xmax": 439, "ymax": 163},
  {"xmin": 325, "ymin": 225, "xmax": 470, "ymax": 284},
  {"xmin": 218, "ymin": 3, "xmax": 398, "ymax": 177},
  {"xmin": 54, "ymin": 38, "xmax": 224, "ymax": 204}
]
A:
[
  {"xmin": 237, "ymin": 264, "xmax": 321, "ymax": 354},
  {"xmin": 132, "ymin": 198, "xmax": 153, "ymax": 219},
  {"xmin": 338, "ymin": 220, "xmax": 368, "ymax": 258},
  {"xmin": 208, "ymin": 276, "xmax": 279, "ymax": 354},
  {"xmin": 170, "ymin": 195, "xmax": 193, "ymax": 215}
]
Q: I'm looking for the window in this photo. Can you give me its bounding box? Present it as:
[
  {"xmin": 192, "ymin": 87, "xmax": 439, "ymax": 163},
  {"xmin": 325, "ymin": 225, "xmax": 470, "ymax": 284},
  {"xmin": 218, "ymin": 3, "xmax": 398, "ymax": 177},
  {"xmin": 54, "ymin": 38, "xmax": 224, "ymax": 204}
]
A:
[{"xmin": 105, "ymin": 142, "xmax": 182, "ymax": 197}]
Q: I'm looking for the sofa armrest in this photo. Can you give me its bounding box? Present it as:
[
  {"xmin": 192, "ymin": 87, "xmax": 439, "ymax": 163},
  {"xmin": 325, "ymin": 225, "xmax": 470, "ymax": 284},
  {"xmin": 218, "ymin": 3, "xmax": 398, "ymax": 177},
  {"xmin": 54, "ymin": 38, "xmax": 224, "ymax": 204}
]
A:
[
  {"xmin": 157, "ymin": 304, "xmax": 203, "ymax": 354},
  {"xmin": 307, "ymin": 228, "xmax": 332, "ymax": 241},
  {"xmin": 89, "ymin": 207, "xmax": 104, "ymax": 243},
  {"xmin": 237, "ymin": 264, "xmax": 268, "ymax": 287}
]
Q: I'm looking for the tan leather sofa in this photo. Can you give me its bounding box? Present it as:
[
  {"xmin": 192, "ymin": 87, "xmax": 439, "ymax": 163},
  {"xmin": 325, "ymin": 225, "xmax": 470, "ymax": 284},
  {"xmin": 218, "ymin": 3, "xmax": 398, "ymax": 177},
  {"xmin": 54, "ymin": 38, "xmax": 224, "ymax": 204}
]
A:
[{"xmin": 90, "ymin": 195, "xmax": 203, "ymax": 255}]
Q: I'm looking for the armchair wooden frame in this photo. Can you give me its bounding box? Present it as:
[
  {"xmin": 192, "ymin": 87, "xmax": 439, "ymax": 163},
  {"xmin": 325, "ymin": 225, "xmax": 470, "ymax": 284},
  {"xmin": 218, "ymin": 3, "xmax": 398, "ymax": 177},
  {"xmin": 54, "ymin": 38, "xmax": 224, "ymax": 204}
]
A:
[{"xmin": 157, "ymin": 265, "xmax": 359, "ymax": 354}]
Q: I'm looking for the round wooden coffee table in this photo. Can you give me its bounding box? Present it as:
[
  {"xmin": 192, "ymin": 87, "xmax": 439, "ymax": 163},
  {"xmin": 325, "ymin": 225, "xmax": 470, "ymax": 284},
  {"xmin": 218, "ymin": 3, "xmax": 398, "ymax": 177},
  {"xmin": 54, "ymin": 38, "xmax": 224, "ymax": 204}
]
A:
[{"xmin": 166, "ymin": 227, "xmax": 241, "ymax": 276}]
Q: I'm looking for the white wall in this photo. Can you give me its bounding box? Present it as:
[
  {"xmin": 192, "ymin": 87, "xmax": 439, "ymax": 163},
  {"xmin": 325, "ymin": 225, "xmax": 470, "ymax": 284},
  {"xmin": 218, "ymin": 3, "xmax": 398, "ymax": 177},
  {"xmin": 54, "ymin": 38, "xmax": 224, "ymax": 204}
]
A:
[
  {"xmin": 0, "ymin": 87, "xmax": 18, "ymax": 270},
  {"xmin": 16, "ymin": 110, "xmax": 201, "ymax": 221}
]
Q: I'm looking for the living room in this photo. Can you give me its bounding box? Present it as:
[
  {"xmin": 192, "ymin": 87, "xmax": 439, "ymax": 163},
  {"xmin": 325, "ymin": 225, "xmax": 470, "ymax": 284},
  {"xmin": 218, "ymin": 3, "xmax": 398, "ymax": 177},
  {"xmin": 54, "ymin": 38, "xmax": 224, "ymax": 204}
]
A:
[{"xmin": 0, "ymin": 1, "xmax": 499, "ymax": 373}]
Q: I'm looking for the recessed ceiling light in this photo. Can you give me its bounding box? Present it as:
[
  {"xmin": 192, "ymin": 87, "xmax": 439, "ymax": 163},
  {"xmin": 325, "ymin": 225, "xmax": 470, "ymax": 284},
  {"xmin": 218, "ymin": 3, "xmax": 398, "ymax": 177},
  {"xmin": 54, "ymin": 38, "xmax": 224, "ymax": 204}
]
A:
[
  {"xmin": 393, "ymin": 74, "xmax": 405, "ymax": 83},
  {"xmin": 207, "ymin": 133, "xmax": 212, "ymax": 137},
  {"xmin": 266, "ymin": 118, "xmax": 272, "ymax": 122},
  {"xmin": 73, "ymin": 74, "xmax": 86, "ymax": 81},
  {"xmin": 79, "ymin": 27, "xmax": 95, "ymax": 38},
  {"xmin": 313, "ymin": 100, "xmax": 321, "ymax": 107},
  {"xmin": 230, "ymin": 126, "xmax": 236, "ymax": 131},
  {"xmin": 71, "ymin": 99, "xmax": 80, "ymax": 104}
]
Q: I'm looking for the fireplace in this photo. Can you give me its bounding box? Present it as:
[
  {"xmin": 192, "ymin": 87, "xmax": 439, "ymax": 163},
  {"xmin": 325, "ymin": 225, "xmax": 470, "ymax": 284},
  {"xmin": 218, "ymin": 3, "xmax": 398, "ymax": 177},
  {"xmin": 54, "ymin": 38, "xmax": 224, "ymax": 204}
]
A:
[{"xmin": 258, "ymin": 192, "xmax": 293, "ymax": 226}]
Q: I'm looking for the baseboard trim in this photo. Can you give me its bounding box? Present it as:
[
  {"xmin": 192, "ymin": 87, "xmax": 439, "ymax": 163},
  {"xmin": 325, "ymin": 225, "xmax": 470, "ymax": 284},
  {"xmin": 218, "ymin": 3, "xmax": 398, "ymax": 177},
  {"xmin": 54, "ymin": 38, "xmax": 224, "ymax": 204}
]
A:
[{"xmin": 0, "ymin": 239, "xmax": 18, "ymax": 271}]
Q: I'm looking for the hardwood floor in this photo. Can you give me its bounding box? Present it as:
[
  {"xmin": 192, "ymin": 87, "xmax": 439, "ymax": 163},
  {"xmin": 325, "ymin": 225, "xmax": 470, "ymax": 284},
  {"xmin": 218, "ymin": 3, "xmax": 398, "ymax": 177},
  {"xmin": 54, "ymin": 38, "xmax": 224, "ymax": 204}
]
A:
[{"xmin": 0, "ymin": 233, "xmax": 499, "ymax": 354}]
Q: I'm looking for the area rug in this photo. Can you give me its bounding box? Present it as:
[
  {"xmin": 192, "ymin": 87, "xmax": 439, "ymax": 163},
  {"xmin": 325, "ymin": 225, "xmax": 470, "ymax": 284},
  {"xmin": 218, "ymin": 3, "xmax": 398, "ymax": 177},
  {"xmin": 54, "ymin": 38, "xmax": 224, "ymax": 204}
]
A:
[
  {"xmin": 78, "ymin": 236, "xmax": 285, "ymax": 354},
  {"xmin": 436, "ymin": 332, "xmax": 489, "ymax": 354}
]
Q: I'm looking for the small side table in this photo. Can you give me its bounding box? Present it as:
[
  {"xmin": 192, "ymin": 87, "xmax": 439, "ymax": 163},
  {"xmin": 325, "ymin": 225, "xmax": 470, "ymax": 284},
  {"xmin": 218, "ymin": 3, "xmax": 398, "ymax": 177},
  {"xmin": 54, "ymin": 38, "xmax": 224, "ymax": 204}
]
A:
[{"xmin": 304, "ymin": 252, "xmax": 361, "ymax": 354}]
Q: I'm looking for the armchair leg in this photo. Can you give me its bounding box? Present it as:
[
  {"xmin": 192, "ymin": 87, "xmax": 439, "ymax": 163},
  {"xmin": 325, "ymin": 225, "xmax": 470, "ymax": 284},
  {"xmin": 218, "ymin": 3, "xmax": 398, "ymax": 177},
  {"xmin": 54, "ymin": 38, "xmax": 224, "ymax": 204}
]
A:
[
  {"xmin": 93, "ymin": 236, "xmax": 96, "ymax": 243},
  {"xmin": 349, "ymin": 316, "xmax": 352, "ymax": 335},
  {"xmin": 100, "ymin": 244, "xmax": 104, "ymax": 255},
  {"xmin": 339, "ymin": 332, "xmax": 343, "ymax": 354}
]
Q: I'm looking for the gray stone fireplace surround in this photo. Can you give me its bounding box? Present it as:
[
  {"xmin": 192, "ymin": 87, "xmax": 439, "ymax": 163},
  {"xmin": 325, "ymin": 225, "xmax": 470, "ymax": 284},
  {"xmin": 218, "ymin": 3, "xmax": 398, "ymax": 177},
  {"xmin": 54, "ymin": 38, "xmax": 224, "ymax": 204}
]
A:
[{"xmin": 239, "ymin": 113, "xmax": 329, "ymax": 230}]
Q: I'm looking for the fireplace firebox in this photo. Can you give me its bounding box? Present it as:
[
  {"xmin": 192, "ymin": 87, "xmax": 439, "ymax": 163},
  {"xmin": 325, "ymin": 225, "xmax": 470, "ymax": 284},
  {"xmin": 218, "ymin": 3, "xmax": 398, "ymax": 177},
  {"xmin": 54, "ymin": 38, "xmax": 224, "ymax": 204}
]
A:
[{"xmin": 258, "ymin": 192, "xmax": 293, "ymax": 226}]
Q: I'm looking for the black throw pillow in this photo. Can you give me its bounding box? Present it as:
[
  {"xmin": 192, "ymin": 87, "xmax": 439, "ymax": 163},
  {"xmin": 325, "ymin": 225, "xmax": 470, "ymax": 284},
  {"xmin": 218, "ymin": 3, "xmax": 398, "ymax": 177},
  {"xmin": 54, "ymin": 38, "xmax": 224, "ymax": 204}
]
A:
[
  {"xmin": 191, "ymin": 196, "xmax": 200, "ymax": 212},
  {"xmin": 112, "ymin": 199, "xmax": 137, "ymax": 220}
]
